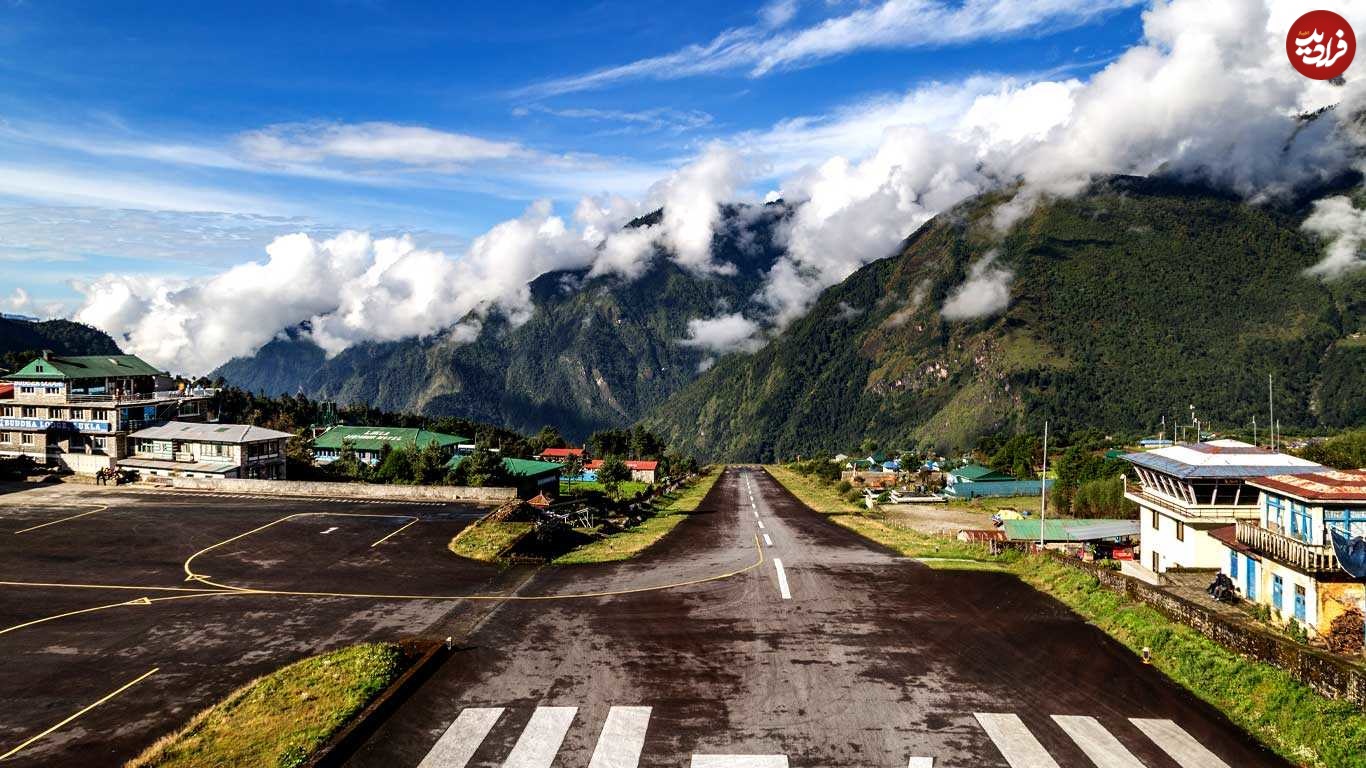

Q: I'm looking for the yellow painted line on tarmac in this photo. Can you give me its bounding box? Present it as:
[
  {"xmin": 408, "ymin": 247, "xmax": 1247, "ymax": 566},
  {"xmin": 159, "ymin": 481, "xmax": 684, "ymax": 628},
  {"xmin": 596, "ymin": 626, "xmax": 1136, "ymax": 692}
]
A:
[
  {"xmin": 181, "ymin": 511, "xmax": 418, "ymax": 586},
  {"xmin": 191, "ymin": 534, "xmax": 767, "ymax": 602},
  {"xmin": 0, "ymin": 667, "xmax": 160, "ymax": 761},
  {"xmin": 0, "ymin": 580, "xmax": 225, "ymax": 593},
  {"xmin": 370, "ymin": 518, "xmax": 419, "ymax": 548},
  {"xmin": 0, "ymin": 592, "xmax": 237, "ymax": 638},
  {"xmin": 13, "ymin": 505, "xmax": 109, "ymax": 534}
]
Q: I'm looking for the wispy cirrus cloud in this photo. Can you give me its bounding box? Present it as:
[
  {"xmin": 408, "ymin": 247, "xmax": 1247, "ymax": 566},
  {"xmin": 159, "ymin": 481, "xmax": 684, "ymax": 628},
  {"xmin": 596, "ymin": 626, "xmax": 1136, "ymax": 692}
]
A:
[
  {"xmin": 515, "ymin": 0, "xmax": 1143, "ymax": 97},
  {"xmin": 512, "ymin": 104, "xmax": 714, "ymax": 135}
]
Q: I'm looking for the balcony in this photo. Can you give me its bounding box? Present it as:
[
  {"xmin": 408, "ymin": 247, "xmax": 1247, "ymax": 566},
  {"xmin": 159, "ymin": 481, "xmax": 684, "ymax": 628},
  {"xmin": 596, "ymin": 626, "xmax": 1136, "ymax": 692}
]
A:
[
  {"xmin": 1236, "ymin": 521, "xmax": 1340, "ymax": 575},
  {"xmin": 1123, "ymin": 484, "xmax": 1260, "ymax": 522},
  {"xmin": 64, "ymin": 389, "xmax": 218, "ymax": 405}
]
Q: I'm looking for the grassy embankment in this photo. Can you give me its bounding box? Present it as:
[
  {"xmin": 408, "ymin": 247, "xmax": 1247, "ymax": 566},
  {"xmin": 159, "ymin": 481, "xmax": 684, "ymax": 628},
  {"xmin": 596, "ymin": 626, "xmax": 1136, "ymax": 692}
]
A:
[
  {"xmin": 127, "ymin": 643, "xmax": 404, "ymax": 768},
  {"xmin": 447, "ymin": 520, "xmax": 534, "ymax": 562},
  {"xmin": 766, "ymin": 466, "xmax": 1366, "ymax": 768},
  {"xmin": 553, "ymin": 470, "xmax": 720, "ymax": 565},
  {"xmin": 559, "ymin": 479, "xmax": 650, "ymax": 498}
]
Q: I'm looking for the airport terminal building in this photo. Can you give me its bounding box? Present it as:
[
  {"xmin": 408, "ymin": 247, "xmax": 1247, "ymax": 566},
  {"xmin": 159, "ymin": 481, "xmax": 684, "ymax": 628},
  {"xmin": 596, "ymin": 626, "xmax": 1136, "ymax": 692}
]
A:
[{"xmin": 0, "ymin": 353, "xmax": 212, "ymax": 474}]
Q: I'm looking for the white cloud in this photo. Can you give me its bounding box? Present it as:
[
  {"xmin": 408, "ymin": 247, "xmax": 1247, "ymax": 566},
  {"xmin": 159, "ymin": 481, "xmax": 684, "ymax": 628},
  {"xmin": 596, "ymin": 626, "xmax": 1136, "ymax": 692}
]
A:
[
  {"xmin": 0, "ymin": 164, "xmax": 278, "ymax": 213},
  {"xmin": 651, "ymin": 145, "xmax": 751, "ymax": 274},
  {"xmin": 239, "ymin": 122, "xmax": 528, "ymax": 167},
  {"xmin": 941, "ymin": 250, "xmax": 1014, "ymax": 320},
  {"xmin": 513, "ymin": 105, "xmax": 714, "ymax": 134},
  {"xmin": 1301, "ymin": 196, "xmax": 1366, "ymax": 278},
  {"xmin": 5, "ymin": 287, "xmax": 29, "ymax": 311},
  {"xmin": 518, "ymin": 0, "xmax": 1141, "ymax": 96},
  {"xmin": 679, "ymin": 312, "xmax": 766, "ymax": 354}
]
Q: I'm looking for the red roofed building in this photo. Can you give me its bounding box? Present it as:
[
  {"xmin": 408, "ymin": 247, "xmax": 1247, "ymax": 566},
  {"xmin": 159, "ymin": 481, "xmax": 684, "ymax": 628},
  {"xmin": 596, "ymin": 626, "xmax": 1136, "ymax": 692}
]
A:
[
  {"xmin": 1214, "ymin": 468, "xmax": 1366, "ymax": 640},
  {"xmin": 536, "ymin": 447, "xmax": 584, "ymax": 461},
  {"xmin": 582, "ymin": 458, "xmax": 658, "ymax": 483}
]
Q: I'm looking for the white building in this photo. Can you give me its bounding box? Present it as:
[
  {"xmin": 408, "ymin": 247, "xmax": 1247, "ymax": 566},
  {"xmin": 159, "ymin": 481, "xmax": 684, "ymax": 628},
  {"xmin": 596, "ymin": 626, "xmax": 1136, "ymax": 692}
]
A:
[
  {"xmin": 1214, "ymin": 470, "xmax": 1366, "ymax": 639},
  {"xmin": 1121, "ymin": 439, "xmax": 1322, "ymax": 577},
  {"xmin": 118, "ymin": 421, "xmax": 294, "ymax": 479}
]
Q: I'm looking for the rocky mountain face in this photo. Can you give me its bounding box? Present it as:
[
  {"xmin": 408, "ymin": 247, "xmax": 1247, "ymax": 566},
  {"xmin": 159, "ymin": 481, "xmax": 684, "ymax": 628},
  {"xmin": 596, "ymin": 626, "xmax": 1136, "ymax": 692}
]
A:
[
  {"xmin": 211, "ymin": 204, "xmax": 792, "ymax": 439},
  {"xmin": 641, "ymin": 177, "xmax": 1366, "ymax": 460}
]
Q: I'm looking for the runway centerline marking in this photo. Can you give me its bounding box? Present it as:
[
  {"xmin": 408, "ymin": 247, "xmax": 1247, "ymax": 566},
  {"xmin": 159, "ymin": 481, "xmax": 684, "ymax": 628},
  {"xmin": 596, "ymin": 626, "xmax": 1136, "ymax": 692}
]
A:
[
  {"xmin": 908, "ymin": 758, "xmax": 934, "ymax": 768},
  {"xmin": 763, "ymin": 534, "xmax": 773, "ymax": 547},
  {"xmin": 756, "ymin": 520, "xmax": 765, "ymax": 530},
  {"xmin": 0, "ymin": 667, "xmax": 159, "ymax": 761},
  {"xmin": 587, "ymin": 706, "xmax": 651, "ymax": 768},
  {"xmin": 691, "ymin": 757, "xmax": 788, "ymax": 768},
  {"xmin": 773, "ymin": 558, "xmax": 791, "ymax": 600}
]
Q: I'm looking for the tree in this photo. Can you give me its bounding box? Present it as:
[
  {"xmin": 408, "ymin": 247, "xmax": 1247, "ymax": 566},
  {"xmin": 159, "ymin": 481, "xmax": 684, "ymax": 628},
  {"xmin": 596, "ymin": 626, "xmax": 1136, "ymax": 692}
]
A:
[
  {"xmin": 598, "ymin": 456, "xmax": 631, "ymax": 498},
  {"xmin": 1298, "ymin": 429, "xmax": 1366, "ymax": 470},
  {"xmin": 412, "ymin": 440, "xmax": 450, "ymax": 484},
  {"xmin": 989, "ymin": 434, "xmax": 1040, "ymax": 480},
  {"xmin": 456, "ymin": 444, "xmax": 507, "ymax": 487},
  {"xmin": 330, "ymin": 439, "xmax": 368, "ymax": 482},
  {"xmin": 561, "ymin": 453, "xmax": 585, "ymax": 490},
  {"xmin": 373, "ymin": 445, "xmax": 415, "ymax": 484},
  {"xmin": 529, "ymin": 426, "xmax": 565, "ymax": 455}
]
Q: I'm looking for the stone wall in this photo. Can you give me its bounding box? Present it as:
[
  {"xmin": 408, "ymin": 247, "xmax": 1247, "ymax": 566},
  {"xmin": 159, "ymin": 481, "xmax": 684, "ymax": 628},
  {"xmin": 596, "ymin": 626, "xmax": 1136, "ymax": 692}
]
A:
[
  {"xmin": 167, "ymin": 476, "xmax": 516, "ymax": 503},
  {"xmin": 1051, "ymin": 553, "xmax": 1366, "ymax": 708}
]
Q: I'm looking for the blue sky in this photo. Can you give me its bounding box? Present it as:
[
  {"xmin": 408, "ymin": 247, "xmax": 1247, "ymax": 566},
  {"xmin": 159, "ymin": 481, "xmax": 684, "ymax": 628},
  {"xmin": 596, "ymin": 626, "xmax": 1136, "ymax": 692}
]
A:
[{"xmin": 0, "ymin": 0, "xmax": 1148, "ymax": 316}]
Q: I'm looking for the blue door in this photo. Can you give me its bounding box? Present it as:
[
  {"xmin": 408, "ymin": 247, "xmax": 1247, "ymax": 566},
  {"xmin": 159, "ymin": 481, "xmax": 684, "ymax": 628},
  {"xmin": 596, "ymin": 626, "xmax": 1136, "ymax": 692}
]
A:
[
  {"xmin": 1229, "ymin": 550, "xmax": 1239, "ymax": 579},
  {"xmin": 1244, "ymin": 556, "xmax": 1256, "ymax": 600},
  {"xmin": 1272, "ymin": 575, "xmax": 1283, "ymax": 613},
  {"xmin": 1294, "ymin": 585, "xmax": 1307, "ymax": 622}
]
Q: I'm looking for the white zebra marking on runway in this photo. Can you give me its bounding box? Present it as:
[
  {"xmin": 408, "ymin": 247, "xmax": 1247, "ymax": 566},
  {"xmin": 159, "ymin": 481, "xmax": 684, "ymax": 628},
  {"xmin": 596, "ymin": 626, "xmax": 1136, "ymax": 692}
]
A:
[{"xmin": 415, "ymin": 707, "xmax": 503, "ymax": 768}]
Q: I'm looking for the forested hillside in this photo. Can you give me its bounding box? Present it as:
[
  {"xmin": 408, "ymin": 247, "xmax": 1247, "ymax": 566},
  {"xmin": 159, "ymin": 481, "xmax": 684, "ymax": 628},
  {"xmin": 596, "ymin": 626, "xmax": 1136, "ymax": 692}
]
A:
[
  {"xmin": 0, "ymin": 318, "xmax": 123, "ymax": 374},
  {"xmin": 212, "ymin": 204, "xmax": 791, "ymax": 439},
  {"xmin": 642, "ymin": 177, "xmax": 1366, "ymax": 461}
]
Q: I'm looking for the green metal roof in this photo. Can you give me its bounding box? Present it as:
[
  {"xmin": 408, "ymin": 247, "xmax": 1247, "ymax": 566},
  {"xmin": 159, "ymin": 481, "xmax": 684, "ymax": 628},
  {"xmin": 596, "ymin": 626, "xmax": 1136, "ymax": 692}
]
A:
[
  {"xmin": 311, "ymin": 425, "xmax": 467, "ymax": 452},
  {"xmin": 4, "ymin": 354, "xmax": 165, "ymax": 381},
  {"xmin": 446, "ymin": 455, "xmax": 563, "ymax": 478},
  {"xmin": 1003, "ymin": 518, "xmax": 1141, "ymax": 542},
  {"xmin": 950, "ymin": 463, "xmax": 1014, "ymax": 482}
]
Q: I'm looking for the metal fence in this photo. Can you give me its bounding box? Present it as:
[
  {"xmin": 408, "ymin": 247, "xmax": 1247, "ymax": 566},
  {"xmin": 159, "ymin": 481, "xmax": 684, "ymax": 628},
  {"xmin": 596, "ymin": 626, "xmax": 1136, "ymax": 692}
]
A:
[{"xmin": 945, "ymin": 479, "xmax": 1054, "ymax": 499}]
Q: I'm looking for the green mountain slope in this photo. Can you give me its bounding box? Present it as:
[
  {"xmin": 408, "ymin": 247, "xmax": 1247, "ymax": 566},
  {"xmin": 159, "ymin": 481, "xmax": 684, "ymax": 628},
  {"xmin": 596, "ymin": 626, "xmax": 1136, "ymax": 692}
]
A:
[
  {"xmin": 0, "ymin": 318, "xmax": 122, "ymax": 374},
  {"xmin": 211, "ymin": 204, "xmax": 790, "ymax": 439},
  {"xmin": 642, "ymin": 178, "xmax": 1366, "ymax": 461}
]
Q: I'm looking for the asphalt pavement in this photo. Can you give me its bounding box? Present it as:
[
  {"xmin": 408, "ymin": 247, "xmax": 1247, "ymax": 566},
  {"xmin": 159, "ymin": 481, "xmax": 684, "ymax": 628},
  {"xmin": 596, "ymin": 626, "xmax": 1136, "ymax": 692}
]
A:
[{"xmin": 348, "ymin": 467, "xmax": 1289, "ymax": 767}]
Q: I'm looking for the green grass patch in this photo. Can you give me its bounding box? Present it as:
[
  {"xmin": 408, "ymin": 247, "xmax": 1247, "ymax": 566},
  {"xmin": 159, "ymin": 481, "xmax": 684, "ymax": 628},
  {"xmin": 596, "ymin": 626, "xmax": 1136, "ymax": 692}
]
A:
[
  {"xmin": 126, "ymin": 643, "xmax": 404, "ymax": 768},
  {"xmin": 948, "ymin": 494, "xmax": 1041, "ymax": 513},
  {"xmin": 559, "ymin": 479, "xmax": 650, "ymax": 499},
  {"xmin": 447, "ymin": 520, "xmax": 533, "ymax": 562},
  {"xmin": 765, "ymin": 465, "xmax": 865, "ymax": 514},
  {"xmin": 552, "ymin": 471, "xmax": 720, "ymax": 565}
]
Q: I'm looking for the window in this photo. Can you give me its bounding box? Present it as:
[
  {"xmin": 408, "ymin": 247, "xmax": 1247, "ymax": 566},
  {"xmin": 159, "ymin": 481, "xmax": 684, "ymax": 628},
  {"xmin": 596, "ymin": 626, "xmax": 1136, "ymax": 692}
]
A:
[
  {"xmin": 1151, "ymin": 512, "xmax": 1159, "ymax": 530},
  {"xmin": 1327, "ymin": 509, "xmax": 1366, "ymax": 539},
  {"xmin": 47, "ymin": 408, "xmax": 62, "ymax": 419},
  {"xmin": 1272, "ymin": 575, "xmax": 1283, "ymax": 612},
  {"xmin": 1175, "ymin": 520, "xmax": 1185, "ymax": 542},
  {"xmin": 1267, "ymin": 495, "xmax": 1284, "ymax": 530},
  {"xmin": 1290, "ymin": 502, "xmax": 1312, "ymax": 543},
  {"xmin": 19, "ymin": 385, "xmax": 34, "ymax": 394},
  {"xmin": 20, "ymin": 407, "xmax": 35, "ymax": 418},
  {"xmin": 34, "ymin": 364, "xmax": 44, "ymax": 372},
  {"xmin": 1293, "ymin": 584, "xmax": 1307, "ymax": 622},
  {"xmin": 92, "ymin": 409, "xmax": 108, "ymax": 420},
  {"xmin": 92, "ymin": 436, "xmax": 107, "ymax": 451},
  {"xmin": 0, "ymin": 432, "xmax": 7, "ymax": 444},
  {"xmin": 21, "ymin": 433, "xmax": 34, "ymax": 445},
  {"xmin": 70, "ymin": 408, "xmax": 85, "ymax": 420},
  {"xmin": 1, "ymin": 406, "xmax": 10, "ymax": 417},
  {"xmin": 44, "ymin": 387, "xmax": 60, "ymax": 395}
]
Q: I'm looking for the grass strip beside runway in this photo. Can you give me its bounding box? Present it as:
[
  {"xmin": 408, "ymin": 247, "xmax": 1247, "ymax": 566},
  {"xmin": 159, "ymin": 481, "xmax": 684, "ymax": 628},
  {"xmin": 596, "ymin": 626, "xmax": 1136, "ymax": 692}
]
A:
[
  {"xmin": 764, "ymin": 465, "xmax": 866, "ymax": 514},
  {"xmin": 828, "ymin": 514, "xmax": 1010, "ymax": 564},
  {"xmin": 448, "ymin": 521, "xmax": 534, "ymax": 562},
  {"xmin": 126, "ymin": 643, "xmax": 404, "ymax": 768},
  {"xmin": 1015, "ymin": 558, "xmax": 1366, "ymax": 768},
  {"xmin": 554, "ymin": 470, "xmax": 721, "ymax": 565}
]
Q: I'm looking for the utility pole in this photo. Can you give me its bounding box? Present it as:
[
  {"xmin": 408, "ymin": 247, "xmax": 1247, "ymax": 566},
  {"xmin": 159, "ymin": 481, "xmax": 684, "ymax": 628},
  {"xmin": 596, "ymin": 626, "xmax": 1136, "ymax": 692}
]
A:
[
  {"xmin": 1039, "ymin": 421, "xmax": 1049, "ymax": 550},
  {"xmin": 1268, "ymin": 374, "xmax": 1275, "ymax": 453},
  {"xmin": 1252, "ymin": 416, "xmax": 1257, "ymax": 447}
]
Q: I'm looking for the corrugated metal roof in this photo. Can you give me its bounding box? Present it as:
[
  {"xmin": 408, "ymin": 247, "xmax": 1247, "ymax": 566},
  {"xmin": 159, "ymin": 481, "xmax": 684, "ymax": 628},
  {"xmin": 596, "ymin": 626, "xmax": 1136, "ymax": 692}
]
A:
[
  {"xmin": 951, "ymin": 463, "xmax": 1014, "ymax": 481},
  {"xmin": 312, "ymin": 426, "xmax": 468, "ymax": 451},
  {"xmin": 117, "ymin": 456, "xmax": 241, "ymax": 474},
  {"xmin": 129, "ymin": 421, "xmax": 295, "ymax": 443},
  {"xmin": 1121, "ymin": 439, "xmax": 1322, "ymax": 479},
  {"xmin": 4, "ymin": 354, "xmax": 165, "ymax": 380},
  {"xmin": 1003, "ymin": 518, "xmax": 1140, "ymax": 542},
  {"xmin": 1249, "ymin": 470, "xmax": 1366, "ymax": 502},
  {"xmin": 446, "ymin": 455, "xmax": 562, "ymax": 477}
]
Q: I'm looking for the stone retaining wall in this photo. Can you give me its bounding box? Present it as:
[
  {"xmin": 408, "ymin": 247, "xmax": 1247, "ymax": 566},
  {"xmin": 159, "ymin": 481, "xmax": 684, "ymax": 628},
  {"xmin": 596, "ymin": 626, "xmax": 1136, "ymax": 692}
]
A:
[
  {"xmin": 167, "ymin": 476, "xmax": 516, "ymax": 503},
  {"xmin": 1052, "ymin": 553, "xmax": 1366, "ymax": 707}
]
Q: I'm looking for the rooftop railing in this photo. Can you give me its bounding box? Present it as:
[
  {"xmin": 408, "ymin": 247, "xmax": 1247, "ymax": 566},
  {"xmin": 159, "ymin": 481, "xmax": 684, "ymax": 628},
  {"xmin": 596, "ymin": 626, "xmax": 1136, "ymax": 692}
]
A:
[
  {"xmin": 62, "ymin": 389, "xmax": 218, "ymax": 405},
  {"xmin": 1122, "ymin": 479, "xmax": 1260, "ymax": 521},
  {"xmin": 1236, "ymin": 520, "xmax": 1339, "ymax": 575}
]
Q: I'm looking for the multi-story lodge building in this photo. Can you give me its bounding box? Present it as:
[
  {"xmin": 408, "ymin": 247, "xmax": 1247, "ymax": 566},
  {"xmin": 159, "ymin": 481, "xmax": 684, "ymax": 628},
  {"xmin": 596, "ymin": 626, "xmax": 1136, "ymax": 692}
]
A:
[
  {"xmin": 1121, "ymin": 439, "xmax": 1323, "ymax": 577},
  {"xmin": 118, "ymin": 421, "xmax": 294, "ymax": 480},
  {"xmin": 1216, "ymin": 469, "xmax": 1366, "ymax": 639},
  {"xmin": 0, "ymin": 353, "xmax": 212, "ymax": 474},
  {"xmin": 311, "ymin": 425, "xmax": 469, "ymax": 466}
]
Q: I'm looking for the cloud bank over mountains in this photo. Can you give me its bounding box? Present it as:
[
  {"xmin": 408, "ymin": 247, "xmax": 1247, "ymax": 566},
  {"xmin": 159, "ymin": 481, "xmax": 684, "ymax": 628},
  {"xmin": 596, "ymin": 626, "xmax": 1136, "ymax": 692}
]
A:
[{"xmin": 74, "ymin": 0, "xmax": 1366, "ymax": 374}]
